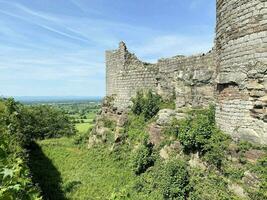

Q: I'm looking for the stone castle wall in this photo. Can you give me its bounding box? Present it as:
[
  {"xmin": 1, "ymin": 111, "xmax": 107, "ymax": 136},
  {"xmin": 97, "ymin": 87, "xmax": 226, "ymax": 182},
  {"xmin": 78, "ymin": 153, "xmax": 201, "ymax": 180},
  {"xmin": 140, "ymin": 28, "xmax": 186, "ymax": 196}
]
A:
[
  {"xmin": 106, "ymin": 42, "xmax": 158, "ymax": 109},
  {"xmin": 106, "ymin": 42, "xmax": 216, "ymax": 110},
  {"xmin": 105, "ymin": 0, "xmax": 267, "ymax": 144},
  {"xmin": 215, "ymin": 0, "xmax": 267, "ymax": 144},
  {"xmin": 157, "ymin": 50, "xmax": 216, "ymax": 109}
]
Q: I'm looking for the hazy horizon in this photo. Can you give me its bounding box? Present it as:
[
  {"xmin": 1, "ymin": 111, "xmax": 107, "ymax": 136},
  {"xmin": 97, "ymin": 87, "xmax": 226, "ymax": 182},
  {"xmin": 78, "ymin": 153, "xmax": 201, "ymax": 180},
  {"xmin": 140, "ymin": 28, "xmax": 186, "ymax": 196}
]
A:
[{"xmin": 8, "ymin": 95, "xmax": 103, "ymax": 104}]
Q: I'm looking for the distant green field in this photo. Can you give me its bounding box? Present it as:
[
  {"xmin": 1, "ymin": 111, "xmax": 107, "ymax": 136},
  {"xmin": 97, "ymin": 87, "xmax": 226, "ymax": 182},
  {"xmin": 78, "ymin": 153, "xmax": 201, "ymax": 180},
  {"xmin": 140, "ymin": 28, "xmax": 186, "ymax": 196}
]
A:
[
  {"xmin": 74, "ymin": 112, "xmax": 96, "ymax": 133},
  {"xmin": 75, "ymin": 122, "xmax": 93, "ymax": 133}
]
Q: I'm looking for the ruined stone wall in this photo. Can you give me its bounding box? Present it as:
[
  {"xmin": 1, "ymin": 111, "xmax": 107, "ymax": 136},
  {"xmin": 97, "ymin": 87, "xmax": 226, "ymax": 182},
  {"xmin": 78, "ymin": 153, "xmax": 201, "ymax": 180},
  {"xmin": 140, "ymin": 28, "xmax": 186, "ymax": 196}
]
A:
[
  {"xmin": 106, "ymin": 42, "xmax": 158, "ymax": 109},
  {"xmin": 157, "ymin": 50, "xmax": 216, "ymax": 109},
  {"xmin": 215, "ymin": 0, "xmax": 267, "ymax": 144},
  {"xmin": 105, "ymin": 0, "xmax": 267, "ymax": 144},
  {"xmin": 106, "ymin": 42, "xmax": 216, "ymax": 111}
]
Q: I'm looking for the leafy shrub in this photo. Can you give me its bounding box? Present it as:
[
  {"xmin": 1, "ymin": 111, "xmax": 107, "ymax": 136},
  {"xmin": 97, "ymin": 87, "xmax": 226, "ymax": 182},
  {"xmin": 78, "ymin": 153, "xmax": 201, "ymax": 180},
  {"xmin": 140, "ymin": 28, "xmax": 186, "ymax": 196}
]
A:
[
  {"xmin": 132, "ymin": 170, "xmax": 163, "ymax": 199},
  {"xmin": 109, "ymin": 188, "xmax": 130, "ymax": 200},
  {"xmin": 28, "ymin": 105, "xmax": 76, "ymax": 139},
  {"xmin": 131, "ymin": 90, "xmax": 161, "ymax": 121},
  {"xmin": 132, "ymin": 141, "xmax": 155, "ymax": 175},
  {"xmin": 222, "ymin": 163, "xmax": 245, "ymax": 181},
  {"xmin": 0, "ymin": 99, "xmax": 42, "ymax": 200},
  {"xmin": 178, "ymin": 106, "xmax": 216, "ymax": 152},
  {"xmin": 0, "ymin": 98, "xmax": 78, "ymax": 200},
  {"xmin": 202, "ymin": 129, "xmax": 230, "ymax": 168},
  {"xmin": 178, "ymin": 105, "xmax": 230, "ymax": 168},
  {"xmin": 0, "ymin": 156, "xmax": 42, "ymax": 200},
  {"xmin": 237, "ymin": 140, "xmax": 253, "ymax": 153},
  {"xmin": 3, "ymin": 98, "xmax": 35, "ymax": 146},
  {"xmin": 125, "ymin": 114, "xmax": 147, "ymax": 142},
  {"xmin": 188, "ymin": 169, "xmax": 238, "ymax": 200},
  {"xmin": 248, "ymin": 156, "xmax": 267, "ymax": 200},
  {"xmin": 159, "ymin": 159, "xmax": 189, "ymax": 199},
  {"xmin": 1, "ymin": 98, "xmax": 76, "ymax": 143},
  {"xmin": 163, "ymin": 118, "xmax": 180, "ymax": 138},
  {"xmin": 131, "ymin": 90, "xmax": 144, "ymax": 116},
  {"xmin": 73, "ymin": 128, "xmax": 92, "ymax": 146},
  {"xmin": 102, "ymin": 117, "xmax": 116, "ymax": 130}
]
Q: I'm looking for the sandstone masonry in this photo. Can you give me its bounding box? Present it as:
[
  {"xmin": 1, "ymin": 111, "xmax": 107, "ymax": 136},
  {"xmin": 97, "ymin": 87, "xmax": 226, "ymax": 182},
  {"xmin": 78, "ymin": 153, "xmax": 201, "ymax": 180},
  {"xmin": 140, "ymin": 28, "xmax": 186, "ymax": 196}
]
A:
[
  {"xmin": 105, "ymin": 0, "xmax": 267, "ymax": 145},
  {"xmin": 106, "ymin": 42, "xmax": 158, "ymax": 109},
  {"xmin": 216, "ymin": 0, "xmax": 267, "ymax": 144}
]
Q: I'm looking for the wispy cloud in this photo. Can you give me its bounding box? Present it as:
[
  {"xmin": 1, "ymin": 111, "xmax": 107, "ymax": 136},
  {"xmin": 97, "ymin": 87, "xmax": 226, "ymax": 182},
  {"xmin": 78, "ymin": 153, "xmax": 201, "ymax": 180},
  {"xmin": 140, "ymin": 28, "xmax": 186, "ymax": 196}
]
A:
[
  {"xmin": 0, "ymin": 0, "xmax": 215, "ymax": 96},
  {"xmin": 132, "ymin": 34, "xmax": 214, "ymax": 63}
]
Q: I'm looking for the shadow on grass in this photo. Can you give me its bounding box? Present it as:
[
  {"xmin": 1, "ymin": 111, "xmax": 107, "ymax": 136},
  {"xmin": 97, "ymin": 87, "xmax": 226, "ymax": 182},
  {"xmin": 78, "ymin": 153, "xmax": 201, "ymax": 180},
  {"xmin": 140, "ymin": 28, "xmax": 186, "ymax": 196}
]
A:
[{"xmin": 28, "ymin": 142, "xmax": 67, "ymax": 200}]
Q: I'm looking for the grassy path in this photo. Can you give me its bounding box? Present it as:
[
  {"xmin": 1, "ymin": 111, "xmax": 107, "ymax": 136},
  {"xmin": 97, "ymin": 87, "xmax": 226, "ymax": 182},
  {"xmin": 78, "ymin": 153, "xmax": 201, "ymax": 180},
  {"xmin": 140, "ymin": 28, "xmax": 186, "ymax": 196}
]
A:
[{"xmin": 29, "ymin": 137, "xmax": 136, "ymax": 200}]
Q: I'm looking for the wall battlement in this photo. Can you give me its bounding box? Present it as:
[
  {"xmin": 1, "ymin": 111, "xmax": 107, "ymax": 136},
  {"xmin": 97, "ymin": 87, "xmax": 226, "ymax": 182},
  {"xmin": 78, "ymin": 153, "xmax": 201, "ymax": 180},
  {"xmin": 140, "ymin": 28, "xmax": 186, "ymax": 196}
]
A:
[{"xmin": 105, "ymin": 0, "xmax": 267, "ymax": 144}]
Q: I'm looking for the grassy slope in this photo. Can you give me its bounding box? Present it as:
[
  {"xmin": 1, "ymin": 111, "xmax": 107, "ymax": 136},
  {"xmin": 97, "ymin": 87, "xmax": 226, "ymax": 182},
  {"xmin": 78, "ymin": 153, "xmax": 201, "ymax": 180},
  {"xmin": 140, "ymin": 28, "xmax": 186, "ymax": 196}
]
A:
[
  {"xmin": 29, "ymin": 108, "xmax": 266, "ymax": 200},
  {"xmin": 29, "ymin": 112, "xmax": 141, "ymax": 200},
  {"xmin": 31, "ymin": 138, "xmax": 136, "ymax": 200}
]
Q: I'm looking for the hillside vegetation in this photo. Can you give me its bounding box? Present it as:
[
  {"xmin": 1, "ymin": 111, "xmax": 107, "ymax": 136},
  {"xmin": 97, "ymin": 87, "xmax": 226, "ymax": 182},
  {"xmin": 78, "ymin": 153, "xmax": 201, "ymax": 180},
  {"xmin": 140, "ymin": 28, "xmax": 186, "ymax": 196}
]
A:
[
  {"xmin": 87, "ymin": 91, "xmax": 267, "ymax": 199},
  {"xmin": 1, "ymin": 95, "xmax": 266, "ymax": 200},
  {"xmin": 0, "ymin": 98, "xmax": 78, "ymax": 199}
]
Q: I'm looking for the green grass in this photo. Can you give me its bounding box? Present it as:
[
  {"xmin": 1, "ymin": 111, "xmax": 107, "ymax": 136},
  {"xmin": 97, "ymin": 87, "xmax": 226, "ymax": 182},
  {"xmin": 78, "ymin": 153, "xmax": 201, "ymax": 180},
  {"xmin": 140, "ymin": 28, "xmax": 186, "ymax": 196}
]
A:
[
  {"xmin": 27, "ymin": 108, "xmax": 267, "ymax": 200},
  {"xmin": 74, "ymin": 112, "xmax": 96, "ymax": 133},
  {"xmin": 75, "ymin": 123, "xmax": 93, "ymax": 133},
  {"xmin": 29, "ymin": 138, "xmax": 139, "ymax": 200}
]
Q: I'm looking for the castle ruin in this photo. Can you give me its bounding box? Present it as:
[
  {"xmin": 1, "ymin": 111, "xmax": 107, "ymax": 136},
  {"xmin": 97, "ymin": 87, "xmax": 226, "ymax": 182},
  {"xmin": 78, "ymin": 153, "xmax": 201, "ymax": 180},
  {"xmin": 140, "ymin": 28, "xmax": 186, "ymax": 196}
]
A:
[{"xmin": 105, "ymin": 0, "xmax": 267, "ymax": 144}]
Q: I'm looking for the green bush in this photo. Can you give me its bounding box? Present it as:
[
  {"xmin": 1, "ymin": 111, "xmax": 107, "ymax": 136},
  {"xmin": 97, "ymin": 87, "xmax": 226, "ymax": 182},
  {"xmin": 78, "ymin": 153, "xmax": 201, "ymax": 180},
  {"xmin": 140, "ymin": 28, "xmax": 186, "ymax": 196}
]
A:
[
  {"xmin": 28, "ymin": 105, "xmax": 76, "ymax": 139},
  {"xmin": 159, "ymin": 159, "xmax": 189, "ymax": 199},
  {"xmin": 0, "ymin": 156, "xmax": 42, "ymax": 200},
  {"xmin": 222, "ymin": 163, "xmax": 245, "ymax": 181},
  {"xmin": 178, "ymin": 106, "xmax": 216, "ymax": 153},
  {"xmin": 73, "ymin": 128, "xmax": 92, "ymax": 146},
  {"xmin": 132, "ymin": 141, "xmax": 155, "ymax": 175},
  {"xmin": 131, "ymin": 90, "xmax": 161, "ymax": 121},
  {"xmin": 188, "ymin": 169, "xmax": 239, "ymax": 200},
  {"xmin": 131, "ymin": 90, "xmax": 144, "ymax": 116},
  {"xmin": 178, "ymin": 105, "xmax": 230, "ymax": 168},
  {"xmin": 0, "ymin": 99, "xmax": 42, "ymax": 200},
  {"xmin": 202, "ymin": 129, "xmax": 230, "ymax": 168},
  {"xmin": 125, "ymin": 114, "xmax": 147, "ymax": 142},
  {"xmin": 248, "ymin": 156, "xmax": 267, "ymax": 200},
  {"xmin": 1, "ymin": 98, "xmax": 76, "ymax": 143},
  {"xmin": 163, "ymin": 118, "xmax": 180, "ymax": 138},
  {"xmin": 102, "ymin": 117, "xmax": 116, "ymax": 130},
  {"xmin": 0, "ymin": 98, "xmax": 77, "ymax": 199},
  {"xmin": 237, "ymin": 140, "xmax": 253, "ymax": 153},
  {"xmin": 109, "ymin": 188, "xmax": 130, "ymax": 200},
  {"xmin": 132, "ymin": 159, "xmax": 190, "ymax": 199}
]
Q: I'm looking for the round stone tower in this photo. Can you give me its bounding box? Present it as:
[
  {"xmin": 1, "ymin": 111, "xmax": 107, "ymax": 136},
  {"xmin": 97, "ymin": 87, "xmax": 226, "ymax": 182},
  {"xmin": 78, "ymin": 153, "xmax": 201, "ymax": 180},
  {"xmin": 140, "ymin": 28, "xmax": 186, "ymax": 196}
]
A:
[{"xmin": 215, "ymin": 0, "xmax": 267, "ymax": 144}]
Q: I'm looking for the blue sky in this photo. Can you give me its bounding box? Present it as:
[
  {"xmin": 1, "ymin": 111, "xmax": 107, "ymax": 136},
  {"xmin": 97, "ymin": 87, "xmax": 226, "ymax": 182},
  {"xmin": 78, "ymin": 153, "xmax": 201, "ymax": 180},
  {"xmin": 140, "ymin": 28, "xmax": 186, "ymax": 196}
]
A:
[{"xmin": 0, "ymin": 0, "xmax": 215, "ymax": 97}]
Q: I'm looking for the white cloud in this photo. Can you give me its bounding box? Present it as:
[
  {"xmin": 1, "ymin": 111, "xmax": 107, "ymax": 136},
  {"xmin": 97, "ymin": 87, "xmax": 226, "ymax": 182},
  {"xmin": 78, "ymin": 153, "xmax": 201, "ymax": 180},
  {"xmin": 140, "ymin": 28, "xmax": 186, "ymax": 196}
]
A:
[
  {"xmin": 132, "ymin": 34, "xmax": 214, "ymax": 62},
  {"xmin": 0, "ymin": 0, "xmax": 215, "ymax": 96}
]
